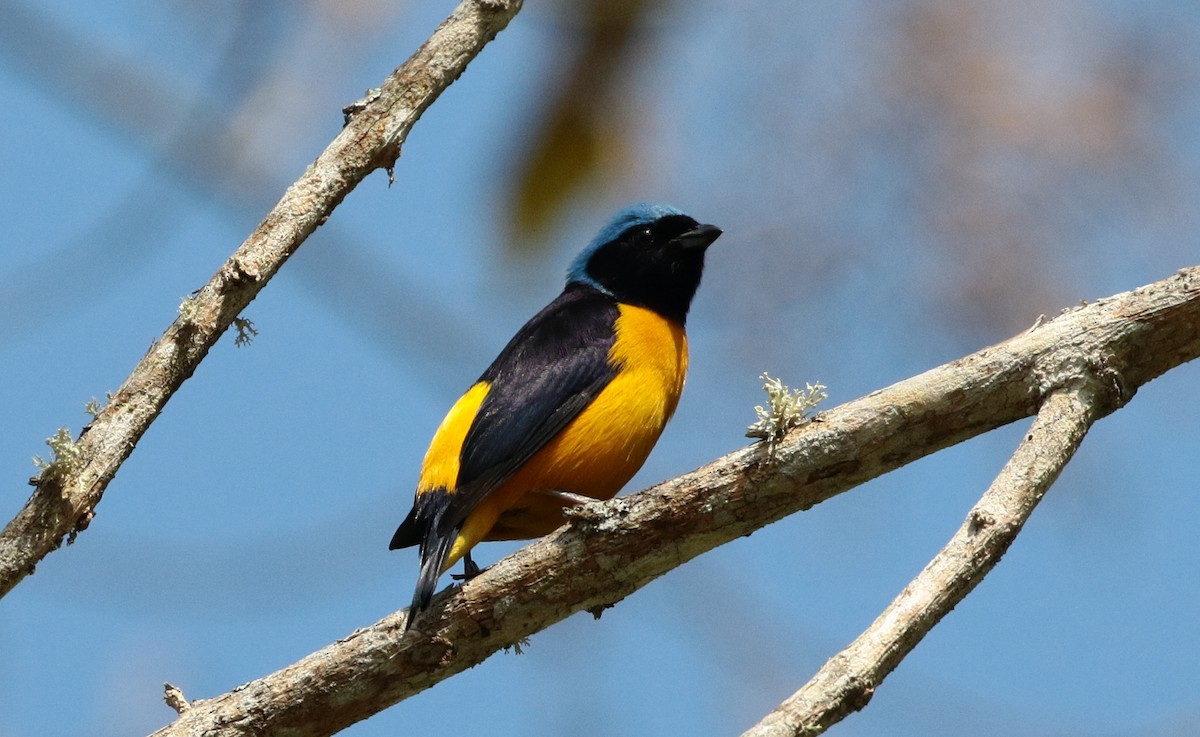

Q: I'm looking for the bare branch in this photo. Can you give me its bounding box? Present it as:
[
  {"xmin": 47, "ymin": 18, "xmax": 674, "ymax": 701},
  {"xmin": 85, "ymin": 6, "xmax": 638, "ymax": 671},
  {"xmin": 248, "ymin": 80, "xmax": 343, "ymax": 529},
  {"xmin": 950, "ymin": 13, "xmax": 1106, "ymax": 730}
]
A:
[
  {"xmin": 0, "ymin": 0, "xmax": 524, "ymax": 600},
  {"xmin": 163, "ymin": 683, "xmax": 191, "ymax": 715},
  {"xmin": 740, "ymin": 386, "xmax": 1099, "ymax": 737},
  {"xmin": 148, "ymin": 267, "xmax": 1200, "ymax": 737}
]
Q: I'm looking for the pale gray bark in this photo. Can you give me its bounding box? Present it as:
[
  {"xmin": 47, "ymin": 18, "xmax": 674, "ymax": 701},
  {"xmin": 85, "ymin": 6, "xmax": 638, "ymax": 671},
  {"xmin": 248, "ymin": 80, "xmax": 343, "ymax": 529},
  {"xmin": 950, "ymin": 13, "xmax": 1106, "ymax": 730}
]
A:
[{"xmin": 740, "ymin": 387, "xmax": 1098, "ymax": 736}]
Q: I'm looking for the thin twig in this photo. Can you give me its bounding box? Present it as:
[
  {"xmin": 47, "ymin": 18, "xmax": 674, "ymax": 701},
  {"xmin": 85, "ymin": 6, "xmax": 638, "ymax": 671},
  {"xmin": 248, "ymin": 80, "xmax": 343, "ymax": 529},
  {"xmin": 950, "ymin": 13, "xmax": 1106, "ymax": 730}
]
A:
[
  {"xmin": 739, "ymin": 386, "xmax": 1100, "ymax": 737},
  {"xmin": 147, "ymin": 267, "xmax": 1200, "ymax": 737},
  {"xmin": 0, "ymin": 0, "xmax": 524, "ymax": 600}
]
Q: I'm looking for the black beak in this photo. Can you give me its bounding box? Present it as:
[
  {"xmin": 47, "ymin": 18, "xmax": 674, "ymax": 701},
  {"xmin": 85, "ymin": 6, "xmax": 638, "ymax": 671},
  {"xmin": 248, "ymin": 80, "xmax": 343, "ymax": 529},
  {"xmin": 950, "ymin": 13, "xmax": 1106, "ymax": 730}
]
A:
[{"xmin": 672, "ymin": 223, "xmax": 723, "ymax": 250}]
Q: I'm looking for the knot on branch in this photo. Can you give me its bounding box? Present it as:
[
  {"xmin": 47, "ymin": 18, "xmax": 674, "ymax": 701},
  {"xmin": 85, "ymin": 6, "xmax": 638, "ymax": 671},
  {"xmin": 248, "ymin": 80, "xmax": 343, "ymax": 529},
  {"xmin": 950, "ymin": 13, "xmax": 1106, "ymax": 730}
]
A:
[
  {"xmin": 562, "ymin": 495, "xmax": 631, "ymax": 529},
  {"xmin": 841, "ymin": 675, "xmax": 876, "ymax": 713},
  {"xmin": 67, "ymin": 509, "xmax": 95, "ymax": 545},
  {"xmin": 342, "ymin": 87, "xmax": 382, "ymax": 126},
  {"xmin": 966, "ymin": 509, "xmax": 996, "ymax": 535},
  {"xmin": 373, "ymin": 141, "xmax": 402, "ymax": 186},
  {"xmin": 1033, "ymin": 350, "xmax": 1132, "ymax": 421},
  {"xmin": 217, "ymin": 258, "xmax": 257, "ymax": 293}
]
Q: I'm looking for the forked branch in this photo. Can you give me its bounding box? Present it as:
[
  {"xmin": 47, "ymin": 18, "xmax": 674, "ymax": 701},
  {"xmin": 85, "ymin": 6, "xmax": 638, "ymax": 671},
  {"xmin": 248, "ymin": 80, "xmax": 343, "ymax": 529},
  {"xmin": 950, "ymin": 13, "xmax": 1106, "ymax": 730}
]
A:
[{"xmin": 741, "ymin": 386, "xmax": 1100, "ymax": 736}]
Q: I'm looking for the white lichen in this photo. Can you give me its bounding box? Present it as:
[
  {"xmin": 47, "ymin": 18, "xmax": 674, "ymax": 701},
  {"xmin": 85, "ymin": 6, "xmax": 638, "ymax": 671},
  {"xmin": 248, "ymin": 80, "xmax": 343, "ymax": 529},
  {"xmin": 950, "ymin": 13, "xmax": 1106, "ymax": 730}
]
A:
[
  {"xmin": 32, "ymin": 427, "xmax": 84, "ymax": 480},
  {"xmin": 178, "ymin": 295, "xmax": 199, "ymax": 322},
  {"xmin": 746, "ymin": 372, "xmax": 827, "ymax": 456},
  {"xmin": 83, "ymin": 397, "xmax": 102, "ymax": 418}
]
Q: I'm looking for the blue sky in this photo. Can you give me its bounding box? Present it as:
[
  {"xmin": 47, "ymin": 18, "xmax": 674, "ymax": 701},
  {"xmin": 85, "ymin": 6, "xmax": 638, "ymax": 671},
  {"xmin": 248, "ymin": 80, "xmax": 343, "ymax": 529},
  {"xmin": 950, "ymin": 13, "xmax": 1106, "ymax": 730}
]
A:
[{"xmin": 2, "ymin": 2, "xmax": 1199, "ymax": 736}]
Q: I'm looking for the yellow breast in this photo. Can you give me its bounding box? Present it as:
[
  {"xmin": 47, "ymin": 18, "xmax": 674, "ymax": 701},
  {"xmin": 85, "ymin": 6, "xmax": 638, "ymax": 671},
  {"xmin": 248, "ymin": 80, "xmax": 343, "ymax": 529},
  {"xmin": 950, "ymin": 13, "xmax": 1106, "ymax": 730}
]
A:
[
  {"xmin": 443, "ymin": 303, "xmax": 689, "ymax": 563},
  {"xmin": 546, "ymin": 302, "xmax": 689, "ymax": 495}
]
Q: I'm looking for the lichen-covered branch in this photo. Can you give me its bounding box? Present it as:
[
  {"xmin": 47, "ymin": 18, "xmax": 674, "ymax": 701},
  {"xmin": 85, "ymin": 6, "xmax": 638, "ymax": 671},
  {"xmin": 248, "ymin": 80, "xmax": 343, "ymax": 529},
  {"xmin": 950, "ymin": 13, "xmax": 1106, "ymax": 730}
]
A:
[
  {"xmin": 0, "ymin": 0, "xmax": 524, "ymax": 600},
  {"xmin": 149, "ymin": 267, "xmax": 1200, "ymax": 737},
  {"xmin": 739, "ymin": 386, "xmax": 1099, "ymax": 737}
]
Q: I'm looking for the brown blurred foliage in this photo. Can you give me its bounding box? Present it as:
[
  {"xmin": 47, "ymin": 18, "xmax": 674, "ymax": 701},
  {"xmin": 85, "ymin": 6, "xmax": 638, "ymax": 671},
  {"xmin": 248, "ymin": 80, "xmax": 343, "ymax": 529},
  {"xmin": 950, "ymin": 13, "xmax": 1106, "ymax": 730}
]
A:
[
  {"xmin": 506, "ymin": 0, "xmax": 658, "ymax": 247},
  {"xmin": 884, "ymin": 0, "xmax": 1186, "ymax": 337}
]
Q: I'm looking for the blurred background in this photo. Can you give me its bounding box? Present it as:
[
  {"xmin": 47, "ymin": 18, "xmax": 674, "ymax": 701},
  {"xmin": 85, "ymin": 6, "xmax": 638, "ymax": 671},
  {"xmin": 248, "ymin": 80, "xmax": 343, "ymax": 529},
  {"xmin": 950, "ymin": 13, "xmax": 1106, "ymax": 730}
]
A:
[{"xmin": 2, "ymin": 1, "xmax": 1199, "ymax": 735}]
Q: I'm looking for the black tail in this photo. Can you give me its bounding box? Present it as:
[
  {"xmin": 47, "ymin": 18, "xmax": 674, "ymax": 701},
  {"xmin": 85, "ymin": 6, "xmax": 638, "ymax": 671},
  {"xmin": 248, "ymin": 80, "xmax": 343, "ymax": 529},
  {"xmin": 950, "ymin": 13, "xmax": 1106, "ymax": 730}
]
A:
[
  {"xmin": 405, "ymin": 525, "xmax": 455, "ymax": 631},
  {"xmin": 389, "ymin": 505, "xmax": 420, "ymax": 550}
]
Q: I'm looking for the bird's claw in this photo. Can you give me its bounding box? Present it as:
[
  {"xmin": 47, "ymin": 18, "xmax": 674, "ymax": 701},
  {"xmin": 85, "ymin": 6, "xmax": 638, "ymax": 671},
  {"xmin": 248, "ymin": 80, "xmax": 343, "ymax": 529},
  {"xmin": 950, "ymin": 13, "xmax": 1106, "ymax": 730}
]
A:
[{"xmin": 450, "ymin": 553, "xmax": 485, "ymax": 581}]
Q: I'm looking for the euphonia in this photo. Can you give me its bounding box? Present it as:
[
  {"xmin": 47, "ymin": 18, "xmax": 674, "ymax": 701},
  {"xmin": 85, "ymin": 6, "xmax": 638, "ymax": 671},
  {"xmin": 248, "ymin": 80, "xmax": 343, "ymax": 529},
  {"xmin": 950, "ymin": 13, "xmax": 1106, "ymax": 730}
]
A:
[{"xmin": 390, "ymin": 203, "xmax": 722, "ymax": 625}]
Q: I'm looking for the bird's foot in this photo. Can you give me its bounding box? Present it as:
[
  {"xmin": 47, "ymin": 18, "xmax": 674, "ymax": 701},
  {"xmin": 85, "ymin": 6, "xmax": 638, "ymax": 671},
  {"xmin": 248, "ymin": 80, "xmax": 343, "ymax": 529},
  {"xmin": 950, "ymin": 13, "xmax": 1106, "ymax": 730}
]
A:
[{"xmin": 450, "ymin": 552, "xmax": 486, "ymax": 581}]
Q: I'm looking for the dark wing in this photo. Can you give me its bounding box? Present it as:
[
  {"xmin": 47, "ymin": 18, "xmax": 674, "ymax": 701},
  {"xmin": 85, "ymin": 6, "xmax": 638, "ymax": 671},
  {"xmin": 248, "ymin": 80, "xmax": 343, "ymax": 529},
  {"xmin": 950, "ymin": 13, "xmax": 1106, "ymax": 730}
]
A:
[
  {"xmin": 389, "ymin": 285, "xmax": 618, "ymax": 548},
  {"xmin": 435, "ymin": 285, "xmax": 620, "ymax": 537},
  {"xmin": 393, "ymin": 284, "xmax": 619, "ymax": 622}
]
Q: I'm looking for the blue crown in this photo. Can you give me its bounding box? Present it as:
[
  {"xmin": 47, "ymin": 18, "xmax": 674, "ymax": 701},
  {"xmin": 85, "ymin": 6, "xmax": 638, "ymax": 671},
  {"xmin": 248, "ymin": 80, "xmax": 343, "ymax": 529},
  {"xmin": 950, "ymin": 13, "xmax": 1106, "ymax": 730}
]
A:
[{"xmin": 567, "ymin": 203, "xmax": 684, "ymax": 291}]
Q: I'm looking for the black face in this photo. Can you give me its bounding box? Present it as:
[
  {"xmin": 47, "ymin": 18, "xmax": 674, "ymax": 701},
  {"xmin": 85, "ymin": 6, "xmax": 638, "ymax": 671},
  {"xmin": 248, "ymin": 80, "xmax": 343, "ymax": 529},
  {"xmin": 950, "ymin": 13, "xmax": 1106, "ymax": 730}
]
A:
[{"xmin": 584, "ymin": 214, "xmax": 721, "ymax": 325}]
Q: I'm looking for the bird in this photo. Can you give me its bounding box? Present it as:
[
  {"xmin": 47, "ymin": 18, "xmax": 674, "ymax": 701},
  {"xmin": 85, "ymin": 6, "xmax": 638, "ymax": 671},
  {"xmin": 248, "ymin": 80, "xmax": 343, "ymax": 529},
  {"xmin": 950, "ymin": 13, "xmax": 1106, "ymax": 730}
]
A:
[{"xmin": 389, "ymin": 203, "xmax": 722, "ymax": 628}]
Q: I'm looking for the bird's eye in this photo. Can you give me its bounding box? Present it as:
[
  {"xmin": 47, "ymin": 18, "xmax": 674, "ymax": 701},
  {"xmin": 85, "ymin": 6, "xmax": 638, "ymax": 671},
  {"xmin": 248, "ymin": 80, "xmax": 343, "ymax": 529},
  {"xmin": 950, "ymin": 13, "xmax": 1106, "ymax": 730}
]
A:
[{"xmin": 641, "ymin": 226, "xmax": 653, "ymax": 239}]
